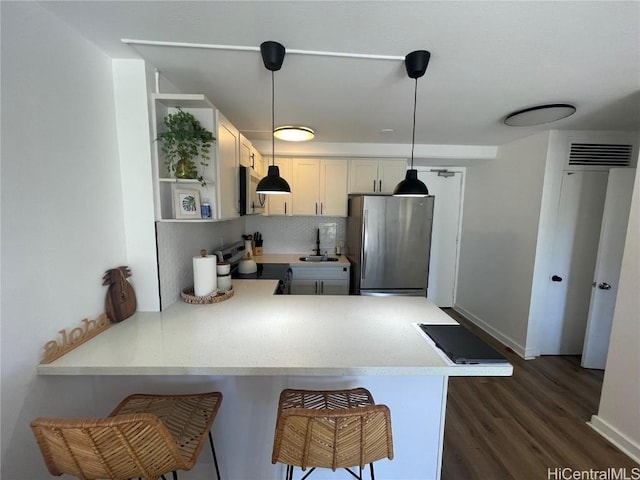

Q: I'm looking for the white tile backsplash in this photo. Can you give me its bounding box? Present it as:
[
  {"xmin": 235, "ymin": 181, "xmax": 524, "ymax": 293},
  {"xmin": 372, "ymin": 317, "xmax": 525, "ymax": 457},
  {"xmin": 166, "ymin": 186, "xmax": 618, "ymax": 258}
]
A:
[{"xmin": 244, "ymin": 216, "xmax": 346, "ymax": 255}]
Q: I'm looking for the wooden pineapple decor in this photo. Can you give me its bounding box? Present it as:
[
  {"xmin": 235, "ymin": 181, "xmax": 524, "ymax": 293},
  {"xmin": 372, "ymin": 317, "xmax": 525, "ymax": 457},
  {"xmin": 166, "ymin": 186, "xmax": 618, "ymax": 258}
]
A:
[{"xmin": 103, "ymin": 266, "xmax": 137, "ymax": 323}]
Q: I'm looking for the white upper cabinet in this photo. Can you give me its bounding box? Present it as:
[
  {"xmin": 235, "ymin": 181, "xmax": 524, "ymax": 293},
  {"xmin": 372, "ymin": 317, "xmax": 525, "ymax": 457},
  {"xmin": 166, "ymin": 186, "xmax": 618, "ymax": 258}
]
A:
[
  {"xmin": 291, "ymin": 158, "xmax": 348, "ymax": 216},
  {"xmin": 240, "ymin": 134, "xmax": 265, "ymax": 175},
  {"xmin": 216, "ymin": 112, "xmax": 240, "ymax": 219},
  {"xmin": 320, "ymin": 159, "xmax": 348, "ymax": 216},
  {"xmin": 151, "ymin": 93, "xmax": 241, "ymax": 221},
  {"xmin": 265, "ymin": 157, "xmax": 292, "ymax": 216},
  {"xmin": 348, "ymin": 159, "xmax": 407, "ymax": 194},
  {"xmin": 239, "ymin": 134, "xmax": 252, "ymax": 168}
]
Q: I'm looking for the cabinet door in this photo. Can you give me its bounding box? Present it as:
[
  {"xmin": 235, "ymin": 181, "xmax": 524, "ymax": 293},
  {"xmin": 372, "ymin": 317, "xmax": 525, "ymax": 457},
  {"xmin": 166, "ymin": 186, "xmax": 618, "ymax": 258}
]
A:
[
  {"xmin": 217, "ymin": 113, "xmax": 240, "ymax": 219},
  {"xmin": 348, "ymin": 159, "xmax": 378, "ymax": 193},
  {"xmin": 252, "ymin": 148, "xmax": 264, "ymax": 175},
  {"xmin": 292, "ymin": 159, "xmax": 320, "ymax": 215},
  {"xmin": 378, "ymin": 160, "xmax": 407, "ymax": 194},
  {"xmin": 266, "ymin": 157, "xmax": 292, "ymax": 215},
  {"xmin": 319, "ymin": 279, "xmax": 349, "ymax": 295},
  {"xmin": 290, "ymin": 279, "xmax": 318, "ymax": 295},
  {"xmin": 320, "ymin": 159, "xmax": 348, "ymax": 216},
  {"xmin": 239, "ymin": 135, "xmax": 252, "ymax": 168}
]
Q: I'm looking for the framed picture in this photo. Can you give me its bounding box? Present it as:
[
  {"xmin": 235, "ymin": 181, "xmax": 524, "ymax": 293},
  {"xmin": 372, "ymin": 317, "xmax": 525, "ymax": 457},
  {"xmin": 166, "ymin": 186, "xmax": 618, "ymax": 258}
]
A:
[{"xmin": 173, "ymin": 188, "xmax": 202, "ymax": 219}]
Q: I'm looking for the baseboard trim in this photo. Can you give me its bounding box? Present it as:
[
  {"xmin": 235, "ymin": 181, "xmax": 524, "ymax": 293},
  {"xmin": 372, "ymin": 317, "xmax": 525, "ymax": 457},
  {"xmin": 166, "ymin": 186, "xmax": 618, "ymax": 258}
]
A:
[
  {"xmin": 589, "ymin": 415, "xmax": 640, "ymax": 464},
  {"xmin": 453, "ymin": 304, "xmax": 528, "ymax": 359}
]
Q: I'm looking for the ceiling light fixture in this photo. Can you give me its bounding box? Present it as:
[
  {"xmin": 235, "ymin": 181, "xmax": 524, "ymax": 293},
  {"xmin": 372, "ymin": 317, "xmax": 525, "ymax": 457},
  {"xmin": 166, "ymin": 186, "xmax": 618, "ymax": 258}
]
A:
[
  {"xmin": 273, "ymin": 126, "xmax": 315, "ymax": 142},
  {"xmin": 504, "ymin": 103, "xmax": 576, "ymax": 126},
  {"xmin": 256, "ymin": 41, "xmax": 291, "ymax": 195},
  {"xmin": 393, "ymin": 50, "xmax": 431, "ymax": 197}
]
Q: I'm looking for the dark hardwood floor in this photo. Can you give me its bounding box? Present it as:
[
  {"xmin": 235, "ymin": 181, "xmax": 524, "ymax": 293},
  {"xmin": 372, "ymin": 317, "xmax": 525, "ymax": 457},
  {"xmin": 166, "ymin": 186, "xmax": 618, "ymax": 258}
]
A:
[{"xmin": 441, "ymin": 308, "xmax": 639, "ymax": 480}]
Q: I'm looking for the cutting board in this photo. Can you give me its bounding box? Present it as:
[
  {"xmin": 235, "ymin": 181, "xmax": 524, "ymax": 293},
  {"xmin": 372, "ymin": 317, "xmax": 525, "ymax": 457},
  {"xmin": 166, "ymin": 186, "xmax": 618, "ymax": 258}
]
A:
[{"xmin": 103, "ymin": 266, "xmax": 137, "ymax": 323}]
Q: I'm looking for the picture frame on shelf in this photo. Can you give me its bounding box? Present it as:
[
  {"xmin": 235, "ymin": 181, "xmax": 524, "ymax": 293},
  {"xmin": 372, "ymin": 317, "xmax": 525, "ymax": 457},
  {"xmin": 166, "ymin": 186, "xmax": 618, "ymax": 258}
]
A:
[{"xmin": 173, "ymin": 188, "xmax": 202, "ymax": 219}]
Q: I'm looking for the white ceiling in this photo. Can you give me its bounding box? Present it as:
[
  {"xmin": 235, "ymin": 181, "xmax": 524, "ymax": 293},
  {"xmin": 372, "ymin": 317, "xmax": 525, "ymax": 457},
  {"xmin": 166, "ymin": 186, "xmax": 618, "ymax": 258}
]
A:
[{"xmin": 42, "ymin": 1, "xmax": 640, "ymax": 152}]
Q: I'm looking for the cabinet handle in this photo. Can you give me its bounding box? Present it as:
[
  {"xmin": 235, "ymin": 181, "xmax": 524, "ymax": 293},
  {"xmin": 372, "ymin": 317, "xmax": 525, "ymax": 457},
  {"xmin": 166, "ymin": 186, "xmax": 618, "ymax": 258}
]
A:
[
  {"xmin": 321, "ymin": 203, "xmax": 323, "ymax": 214},
  {"xmin": 284, "ymin": 202, "xmax": 287, "ymax": 215},
  {"xmin": 379, "ymin": 180, "xmax": 382, "ymax": 192},
  {"xmin": 315, "ymin": 281, "xmax": 318, "ymax": 294},
  {"xmin": 321, "ymin": 280, "xmax": 324, "ymax": 294},
  {"xmin": 315, "ymin": 202, "xmax": 318, "ymax": 215},
  {"xmin": 373, "ymin": 180, "xmax": 376, "ymax": 192}
]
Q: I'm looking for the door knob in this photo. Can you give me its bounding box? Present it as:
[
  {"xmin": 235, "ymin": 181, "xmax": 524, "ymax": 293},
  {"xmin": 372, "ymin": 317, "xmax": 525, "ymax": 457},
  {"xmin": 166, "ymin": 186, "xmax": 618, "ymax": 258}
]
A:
[
  {"xmin": 551, "ymin": 275, "xmax": 563, "ymax": 282},
  {"xmin": 598, "ymin": 282, "xmax": 612, "ymax": 290}
]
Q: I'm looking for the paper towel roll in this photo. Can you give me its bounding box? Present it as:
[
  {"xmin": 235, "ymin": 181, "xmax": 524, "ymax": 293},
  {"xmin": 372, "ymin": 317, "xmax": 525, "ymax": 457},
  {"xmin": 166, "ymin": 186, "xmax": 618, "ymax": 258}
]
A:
[{"xmin": 193, "ymin": 255, "xmax": 217, "ymax": 297}]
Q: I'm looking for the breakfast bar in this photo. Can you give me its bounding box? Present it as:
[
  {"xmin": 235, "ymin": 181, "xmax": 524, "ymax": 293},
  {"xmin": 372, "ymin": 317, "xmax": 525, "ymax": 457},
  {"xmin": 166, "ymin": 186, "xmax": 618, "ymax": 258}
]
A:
[{"xmin": 38, "ymin": 280, "xmax": 512, "ymax": 480}]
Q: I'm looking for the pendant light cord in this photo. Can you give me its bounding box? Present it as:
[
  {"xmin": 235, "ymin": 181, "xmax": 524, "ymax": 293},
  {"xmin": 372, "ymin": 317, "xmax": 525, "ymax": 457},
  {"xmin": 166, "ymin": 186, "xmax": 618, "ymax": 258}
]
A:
[
  {"xmin": 411, "ymin": 77, "xmax": 417, "ymax": 169},
  {"xmin": 271, "ymin": 70, "xmax": 275, "ymax": 166}
]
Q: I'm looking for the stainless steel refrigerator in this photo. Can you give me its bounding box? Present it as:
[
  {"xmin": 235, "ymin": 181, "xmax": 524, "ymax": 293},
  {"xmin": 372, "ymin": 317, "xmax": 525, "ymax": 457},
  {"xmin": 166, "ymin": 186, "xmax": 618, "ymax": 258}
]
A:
[{"xmin": 346, "ymin": 195, "xmax": 434, "ymax": 296}]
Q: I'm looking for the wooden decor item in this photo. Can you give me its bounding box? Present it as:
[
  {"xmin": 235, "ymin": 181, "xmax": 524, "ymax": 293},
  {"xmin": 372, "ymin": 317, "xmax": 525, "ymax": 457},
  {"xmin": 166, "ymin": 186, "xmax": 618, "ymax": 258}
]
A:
[
  {"xmin": 103, "ymin": 266, "xmax": 137, "ymax": 323},
  {"xmin": 40, "ymin": 314, "xmax": 110, "ymax": 364}
]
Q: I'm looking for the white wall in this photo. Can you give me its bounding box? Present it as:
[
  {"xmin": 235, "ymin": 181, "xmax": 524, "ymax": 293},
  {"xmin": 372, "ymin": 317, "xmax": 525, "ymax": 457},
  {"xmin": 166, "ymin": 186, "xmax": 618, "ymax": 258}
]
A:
[
  {"xmin": 589, "ymin": 165, "xmax": 640, "ymax": 462},
  {"xmin": 112, "ymin": 59, "xmax": 160, "ymax": 311},
  {"xmin": 455, "ymin": 132, "xmax": 550, "ymax": 356},
  {"xmin": 0, "ymin": 2, "xmax": 128, "ymax": 477}
]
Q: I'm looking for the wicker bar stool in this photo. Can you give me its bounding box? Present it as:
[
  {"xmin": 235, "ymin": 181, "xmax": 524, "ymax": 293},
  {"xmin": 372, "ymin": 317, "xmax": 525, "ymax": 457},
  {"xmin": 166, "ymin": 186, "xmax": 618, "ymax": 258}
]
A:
[
  {"xmin": 272, "ymin": 388, "xmax": 393, "ymax": 480},
  {"xmin": 31, "ymin": 391, "xmax": 222, "ymax": 480}
]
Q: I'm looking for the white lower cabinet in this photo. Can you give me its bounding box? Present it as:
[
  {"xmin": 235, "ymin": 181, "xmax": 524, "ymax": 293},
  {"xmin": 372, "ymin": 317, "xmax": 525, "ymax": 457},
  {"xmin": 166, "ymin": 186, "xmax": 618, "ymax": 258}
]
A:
[{"xmin": 289, "ymin": 265, "xmax": 350, "ymax": 295}]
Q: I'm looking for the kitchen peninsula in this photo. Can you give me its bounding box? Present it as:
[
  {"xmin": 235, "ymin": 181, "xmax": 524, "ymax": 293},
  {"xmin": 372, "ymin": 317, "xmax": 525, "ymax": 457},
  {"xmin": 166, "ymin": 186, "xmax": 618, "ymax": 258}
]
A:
[{"xmin": 38, "ymin": 280, "xmax": 512, "ymax": 480}]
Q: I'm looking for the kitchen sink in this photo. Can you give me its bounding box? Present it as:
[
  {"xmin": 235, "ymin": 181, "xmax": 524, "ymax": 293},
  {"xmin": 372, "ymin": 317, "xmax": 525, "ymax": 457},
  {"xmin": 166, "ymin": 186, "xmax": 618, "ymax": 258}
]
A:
[{"xmin": 299, "ymin": 256, "xmax": 339, "ymax": 262}]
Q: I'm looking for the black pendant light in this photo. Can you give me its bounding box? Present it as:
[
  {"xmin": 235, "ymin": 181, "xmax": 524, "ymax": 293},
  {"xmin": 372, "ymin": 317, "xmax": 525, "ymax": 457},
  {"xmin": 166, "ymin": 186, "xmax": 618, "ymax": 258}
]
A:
[
  {"xmin": 256, "ymin": 41, "xmax": 291, "ymax": 195},
  {"xmin": 393, "ymin": 50, "xmax": 431, "ymax": 197}
]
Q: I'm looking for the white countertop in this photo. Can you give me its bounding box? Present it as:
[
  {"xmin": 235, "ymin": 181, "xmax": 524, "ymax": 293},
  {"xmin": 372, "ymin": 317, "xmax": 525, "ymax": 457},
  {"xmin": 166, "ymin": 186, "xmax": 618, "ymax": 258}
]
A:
[
  {"xmin": 254, "ymin": 253, "xmax": 350, "ymax": 266},
  {"xmin": 38, "ymin": 280, "xmax": 512, "ymax": 377}
]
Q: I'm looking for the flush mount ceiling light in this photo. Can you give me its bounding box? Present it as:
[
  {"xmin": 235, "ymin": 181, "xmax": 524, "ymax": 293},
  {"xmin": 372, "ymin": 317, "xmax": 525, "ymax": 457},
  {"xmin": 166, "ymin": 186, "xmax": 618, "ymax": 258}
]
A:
[
  {"xmin": 504, "ymin": 103, "xmax": 576, "ymax": 127},
  {"xmin": 393, "ymin": 50, "xmax": 431, "ymax": 197},
  {"xmin": 273, "ymin": 126, "xmax": 315, "ymax": 141},
  {"xmin": 256, "ymin": 41, "xmax": 291, "ymax": 195}
]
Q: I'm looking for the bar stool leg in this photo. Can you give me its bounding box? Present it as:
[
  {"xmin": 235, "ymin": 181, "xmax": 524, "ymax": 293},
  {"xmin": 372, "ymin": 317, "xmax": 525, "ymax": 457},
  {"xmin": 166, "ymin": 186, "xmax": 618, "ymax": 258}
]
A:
[
  {"xmin": 172, "ymin": 472, "xmax": 178, "ymax": 480},
  {"xmin": 370, "ymin": 463, "xmax": 375, "ymax": 480},
  {"xmin": 208, "ymin": 431, "xmax": 221, "ymax": 480}
]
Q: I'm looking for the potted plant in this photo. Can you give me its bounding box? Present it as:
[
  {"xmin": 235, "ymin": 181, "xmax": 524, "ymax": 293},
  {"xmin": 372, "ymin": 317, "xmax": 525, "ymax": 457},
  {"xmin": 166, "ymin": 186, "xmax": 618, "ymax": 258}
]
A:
[{"xmin": 157, "ymin": 107, "xmax": 215, "ymax": 187}]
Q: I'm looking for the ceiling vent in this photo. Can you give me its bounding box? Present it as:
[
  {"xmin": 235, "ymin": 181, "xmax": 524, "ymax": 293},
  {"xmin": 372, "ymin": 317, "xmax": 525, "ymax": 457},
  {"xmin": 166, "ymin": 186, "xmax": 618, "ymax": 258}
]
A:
[{"xmin": 569, "ymin": 143, "xmax": 633, "ymax": 167}]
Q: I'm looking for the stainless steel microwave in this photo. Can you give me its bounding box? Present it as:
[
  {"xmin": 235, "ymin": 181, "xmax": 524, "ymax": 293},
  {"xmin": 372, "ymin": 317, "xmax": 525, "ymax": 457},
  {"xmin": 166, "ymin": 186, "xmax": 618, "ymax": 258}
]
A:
[{"xmin": 239, "ymin": 166, "xmax": 266, "ymax": 215}]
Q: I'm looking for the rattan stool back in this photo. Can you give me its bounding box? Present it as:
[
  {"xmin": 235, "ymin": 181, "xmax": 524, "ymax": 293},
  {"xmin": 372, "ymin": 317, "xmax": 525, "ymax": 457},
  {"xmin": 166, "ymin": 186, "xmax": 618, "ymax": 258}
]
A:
[
  {"xmin": 31, "ymin": 391, "xmax": 222, "ymax": 480},
  {"xmin": 272, "ymin": 388, "xmax": 393, "ymax": 479}
]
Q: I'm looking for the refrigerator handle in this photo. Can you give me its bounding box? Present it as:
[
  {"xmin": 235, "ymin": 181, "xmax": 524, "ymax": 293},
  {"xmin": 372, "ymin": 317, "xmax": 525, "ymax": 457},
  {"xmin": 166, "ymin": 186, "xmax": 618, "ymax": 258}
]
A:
[{"xmin": 362, "ymin": 210, "xmax": 368, "ymax": 279}]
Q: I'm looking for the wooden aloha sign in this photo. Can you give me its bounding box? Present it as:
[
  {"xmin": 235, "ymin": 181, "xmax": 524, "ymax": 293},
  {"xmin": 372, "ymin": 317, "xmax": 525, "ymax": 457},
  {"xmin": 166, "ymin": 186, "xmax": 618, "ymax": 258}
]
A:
[{"xmin": 40, "ymin": 314, "xmax": 110, "ymax": 364}]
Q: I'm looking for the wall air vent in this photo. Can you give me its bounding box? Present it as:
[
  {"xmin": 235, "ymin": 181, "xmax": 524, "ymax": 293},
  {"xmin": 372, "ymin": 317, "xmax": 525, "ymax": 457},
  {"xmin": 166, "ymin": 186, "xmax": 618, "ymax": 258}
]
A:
[{"xmin": 569, "ymin": 143, "xmax": 633, "ymax": 167}]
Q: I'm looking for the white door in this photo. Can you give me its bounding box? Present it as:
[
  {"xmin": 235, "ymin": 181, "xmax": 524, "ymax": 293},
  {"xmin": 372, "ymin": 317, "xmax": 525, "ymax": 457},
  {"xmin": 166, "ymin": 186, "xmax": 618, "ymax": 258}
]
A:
[
  {"xmin": 418, "ymin": 170, "xmax": 464, "ymax": 307},
  {"xmin": 582, "ymin": 168, "xmax": 636, "ymax": 369},
  {"xmin": 541, "ymin": 171, "xmax": 608, "ymax": 355}
]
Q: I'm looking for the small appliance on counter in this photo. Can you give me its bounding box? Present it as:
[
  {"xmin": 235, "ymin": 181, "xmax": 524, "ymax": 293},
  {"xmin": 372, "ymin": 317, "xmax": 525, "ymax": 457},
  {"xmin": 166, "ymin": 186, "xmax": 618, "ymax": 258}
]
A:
[{"xmin": 238, "ymin": 237, "xmax": 257, "ymax": 274}]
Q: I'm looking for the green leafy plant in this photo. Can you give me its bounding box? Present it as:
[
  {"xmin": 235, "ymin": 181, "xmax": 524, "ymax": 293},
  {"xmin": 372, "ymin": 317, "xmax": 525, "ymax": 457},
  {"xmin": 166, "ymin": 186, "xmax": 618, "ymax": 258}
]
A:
[{"xmin": 157, "ymin": 107, "xmax": 215, "ymax": 187}]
